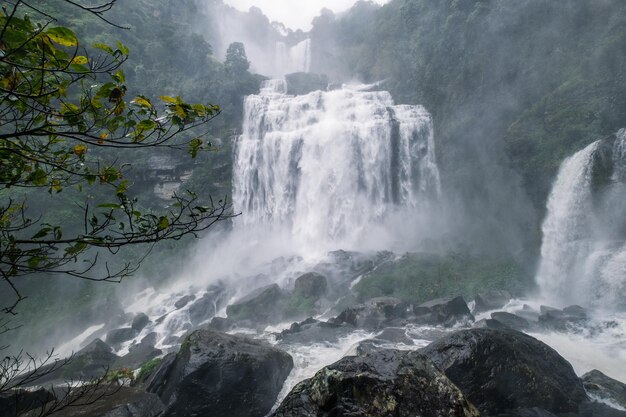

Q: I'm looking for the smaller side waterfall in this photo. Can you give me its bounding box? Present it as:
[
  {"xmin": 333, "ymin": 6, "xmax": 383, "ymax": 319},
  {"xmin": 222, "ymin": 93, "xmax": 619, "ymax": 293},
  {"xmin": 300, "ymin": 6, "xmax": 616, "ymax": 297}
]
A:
[
  {"xmin": 537, "ymin": 129, "xmax": 626, "ymax": 308},
  {"xmin": 275, "ymin": 39, "xmax": 311, "ymax": 75}
]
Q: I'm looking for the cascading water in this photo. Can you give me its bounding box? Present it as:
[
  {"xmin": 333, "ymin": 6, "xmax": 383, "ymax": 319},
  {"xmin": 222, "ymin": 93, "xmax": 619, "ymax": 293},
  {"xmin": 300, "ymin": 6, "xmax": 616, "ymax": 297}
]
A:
[
  {"xmin": 233, "ymin": 80, "xmax": 441, "ymax": 254},
  {"xmin": 537, "ymin": 129, "xmax": 626, "ymax": 308},
  {"xmin": 275, "ymin": 39, "xmax": 311, "ymax": 75}
]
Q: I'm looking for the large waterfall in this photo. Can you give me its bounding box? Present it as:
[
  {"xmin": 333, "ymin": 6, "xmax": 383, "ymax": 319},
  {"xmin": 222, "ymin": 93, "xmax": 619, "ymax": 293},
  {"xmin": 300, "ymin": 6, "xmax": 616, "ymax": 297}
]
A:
[
  {"xmin": 233, "ymin": 80, "xmax": 441, "ymax": 254},
  {"xmin": 537, "ymin": 129, "xmax": 626, "ymax": 308}
]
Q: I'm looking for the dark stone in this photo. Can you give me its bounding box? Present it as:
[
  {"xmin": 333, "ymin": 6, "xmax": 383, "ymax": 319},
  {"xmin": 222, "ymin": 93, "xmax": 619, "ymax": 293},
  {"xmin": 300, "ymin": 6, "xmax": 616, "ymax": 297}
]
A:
[
  {"xmin": 490, "ymin": 311, "xmax": 531, "ymax": 330},
  {"xmin": 106, "ymin": 328, "xmax": 138, "ymax": 348},
  {"xmin": 25, "ymin": 339, "xmax": 119, "ymax": 387},
  {"xmin": 497, "ymin": 408, "xmax": 558, "ymax": 417},
  {"xmin": 0, "ymin": 388, "xmax": 54, "ymax": 417},
  {"xmin": 474, "ymin": 290, "xmax": 513, "ymax": 312},
  {"xmin": 474, "ymin": 318, "xmax": 511, "ymax": 330},
  {"xmin": 332, "ymin": 297, "xmax": 408, "ymax": 329},
  {"xmin": 147, "ymin": 330, "xmax": 293, "ymax": 417},
  {"xmin": 539, "ymin": 306, "xmax": 589, "ymax": 330},
  {"xmin": 206, "ymin": 316, "xmax": 236, "ymax": 332},
  {"xmin": 271, "ymin": 347, "xmax": 479, "ymax": 417},
  {"xmin": 114, "ymin": 334, "xmax": 162, "ymax": 370},
  {"xmin": 293, "ymin": 272, "xmax": 327, "ymax": 299},
  {"xmin": 416, "ymin": 296, "xmax": 474, "ymax": 327},
  {"xmin": 131, "ymin": 313, "xmax": 150, "ymax": 332},
  {"xmin": 277, "ymin": 318, "xmax": 352, "ymax": 344},
  {"xmin": 515, "ymin": 305, "xmax": 541, "ymax": 322},
  {"xmin": 188, "ymin": 288, "xmax": 227, "ymax": 324},
  {"xmin": 50, "ymin": 386, "xmax": 165, "ymax": 417},
  {"xmin": 174, "ymin": 294, "xmax": 195, "ymax": 309},
  {"xmin": 565, "ymin": 401, "xmax": 626, "ymax": 417},
  {"xmin": 422, "ymin": 328, "xmax": 588, "ymax": 415},
  {"xmin": 373, "ymin": 327, "xmax": 414, "ymax": 345},
  {"xmin": 226, "ymin": 284, "xmax": 284, "ymax": 323},
  {"xmin": 582, "ymin": 369, "xmax": 626, "ymax": 410},
  {"xmin": 285, "ymin": 72, "xmax": 328, "ymax": 95}
]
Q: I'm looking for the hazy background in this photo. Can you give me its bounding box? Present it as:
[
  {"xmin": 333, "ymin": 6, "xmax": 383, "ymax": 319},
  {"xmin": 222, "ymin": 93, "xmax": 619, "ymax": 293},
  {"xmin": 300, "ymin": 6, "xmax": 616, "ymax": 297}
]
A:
[{"xmin": 224, "ymin": 0, "xmax": 390, "ymax": 29}]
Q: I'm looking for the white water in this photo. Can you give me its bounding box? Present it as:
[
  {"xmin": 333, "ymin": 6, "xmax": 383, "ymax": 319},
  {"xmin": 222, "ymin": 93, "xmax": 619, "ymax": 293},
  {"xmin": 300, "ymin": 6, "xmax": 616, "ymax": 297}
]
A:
[
  {"xmin": 233, "ymin": 80, "xmax": 441, "ymax": 255},
  {"xmin": 275, "ymin": 39, "xmax": 311, "ymax": 74},
  {"xmin": 537, "ymin": 130, "xmax": 626, "ymax": 308}
]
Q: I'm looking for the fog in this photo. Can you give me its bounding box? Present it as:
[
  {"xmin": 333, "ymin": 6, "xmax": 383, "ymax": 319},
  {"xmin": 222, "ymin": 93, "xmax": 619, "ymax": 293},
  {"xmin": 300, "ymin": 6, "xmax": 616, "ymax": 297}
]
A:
[{"xmin": 224, "ymin": 0, "xmax": 390, "ymax": 30}]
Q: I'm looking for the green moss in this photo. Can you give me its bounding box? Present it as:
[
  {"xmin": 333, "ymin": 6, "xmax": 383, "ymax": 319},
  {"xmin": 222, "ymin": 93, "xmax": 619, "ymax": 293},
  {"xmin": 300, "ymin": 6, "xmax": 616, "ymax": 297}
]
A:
[
  {"xmin": 136, "ymin": 357, "xmax": 162, "ymax": 382},
  {"xmin": 354, "ymin": 252, "xmax": 529, "ymax": 304}
]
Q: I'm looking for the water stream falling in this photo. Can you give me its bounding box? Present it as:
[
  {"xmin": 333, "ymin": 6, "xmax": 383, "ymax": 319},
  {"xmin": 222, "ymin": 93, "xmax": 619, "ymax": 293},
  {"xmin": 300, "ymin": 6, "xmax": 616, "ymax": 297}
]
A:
[
  {"xmin": 537, "ymin": 129, "xmax": 626, "ymax": 308},
  {"xmin": 233, "ymin": 80, "xmax": 441, "ymax": 254}
]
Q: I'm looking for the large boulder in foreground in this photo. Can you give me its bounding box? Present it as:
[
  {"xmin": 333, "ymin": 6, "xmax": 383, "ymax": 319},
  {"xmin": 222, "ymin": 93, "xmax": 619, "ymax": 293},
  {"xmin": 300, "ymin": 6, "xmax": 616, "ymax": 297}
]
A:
[
  {"xmin": 147, "ymin": 330, "xmax": 293, "ymax": 417},
  {"xmin": 422, "ymin": 328, "xmax": 587, "ymax": 415},
  {"xmin": 271, "ymin": 346, "xmax": 479, "ymax": 417}
]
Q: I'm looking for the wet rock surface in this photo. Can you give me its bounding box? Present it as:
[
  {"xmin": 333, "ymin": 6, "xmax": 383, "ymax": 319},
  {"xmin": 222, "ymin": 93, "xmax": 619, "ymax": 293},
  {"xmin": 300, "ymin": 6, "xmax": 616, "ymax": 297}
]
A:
[
  {"xmin": 146, "ymin": 330, "xmax": 293, "ymax": 417},
  {"xmin": 271, "ymin": 346, "xmax": 480, "ymax": 417},
  {"xmin": 422, "ymin": 328, "xmax": 588, "ymax": 415},
  {"xmin": 474, "ymin": 290, "xmax": 513, "ymax": 313},
  {"xmin": 582, "ymin": 370, "xmax": 626, "ymax": 410}
]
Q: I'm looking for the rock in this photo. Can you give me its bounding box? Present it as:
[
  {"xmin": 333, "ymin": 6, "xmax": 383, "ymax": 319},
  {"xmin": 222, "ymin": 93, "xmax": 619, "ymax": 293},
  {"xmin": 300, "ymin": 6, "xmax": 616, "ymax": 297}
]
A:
[
  {"xmin": 293, "ymin": 272, "xmax": 327, "ymax": 299},
  {"xmin": 50, "ymin": 386, "xmax": 165, "ymax": 417},
  {"xmin": 497, "ymin": 408, "xmax": 558, "ymax": 417},
  {"xmin": 105, "ymin": 328, "xmax": 138, "ymax": 348},
  {"xmin": 206, "ymin": 316, "xmax": 236, "ymax": 332},
  {"xmin": 416, "ymin": 296, "xmax": 474, "ymax": 327},
  {"xmin": 582, "ymin": 370, "xmax": 626, "ymax": 410},
  {"xmin": 226, "ymin": 284, "xmax": 284, "ymax": 323},
  {"xmin": 490, "ymin": 311, "xmax": 531, "ymax": 330},
  {"xmin": 271, "ymin": 347, "xmax": 479, "ymax": 417},
  {"xmin": 0, "ymin": 388, "xmax": 54, "ymax": 417},
  {"xmin": 515, "ymin": 305, "xmax": 541, "ymax": 322},
  {"xmin": 474, "ymin": 290, "xmax": 513, "ymax": 312},
  {"xmin": 188, "ymin": 287, "xmax": 227, "ymax": 324},
  {"xmin": 26, "ymin": 339, "xmax": 119, "ymax": 386},
  {"xmin": 147, "ymin": 330, "xmax": 293, "ymax": 417},
  {"xmin": 539, "ymin": 306, "xmax": 589, "ymax": 330},
  {"xmin": 277, "ymin": 318, "xmax": 352, "ymax": 345},
  {"xmin": 174, "ymin": 294, "xmax": 195, "ymax": 309},
  {"xmin": 131, "ymin": 313, "xmax": 150, "ymax": 332},
  {"xmin": 474, "ymin": 318, "xmax": 511, "ymax": 330},
  {"xmin": 422, "ymin": 328, "xmax": 588, "ymax": 415},
  {"xmin": 567, "ymin": 401, "xmax": 626, "ymax": 417},
  {"xmin": 332, "ymin": 297, "xmax": 408, "ymax": 329},
  {"xmin": 285, "ymin": 72, "xmax": 328, "ymax": 95},
  {"xmin": 114, "ymin": 333, "xmax": 162, "ymax": 370}
]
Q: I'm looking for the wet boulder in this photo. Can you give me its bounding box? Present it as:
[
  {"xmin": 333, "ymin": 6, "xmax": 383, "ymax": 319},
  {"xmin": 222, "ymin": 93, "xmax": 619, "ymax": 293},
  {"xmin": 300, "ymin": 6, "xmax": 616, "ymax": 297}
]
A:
[
  {"xmin": 276, "ymin": 317, "xmax": 352, "ymax": 345},
  {"xmin": 174, "ymin": 294, "xmax": 195, "ymax": 309},
  {"xmin": 131, "ymin": 313, "xmax": 150, "ymax": 332},
  {"xmin": 422, "ymin": 328, "xmax": 588, "ymax": 415},
  {"xmin": 147, "ymin": 330, "xmax": 293, "ymax": 417},
  {"xmin": 50, "ymin": 386, "xmax": 165, "ymax": 417},
  {"xmin": 188, "ymin": 286, "xmax": 228, "ymax": 325},
  {"xmin": 226, "ymin": 284, "xmax": 284, "ymax": 323},
  {"xmin": 490, "ymin": 311, "xmax": 532, "ymax": 331},
  {"xmin": 106, "ymin": 328, "xmax": 138, "ymax": 348},
  {"xmin": 582, "ymin": 370, "xmax": 626, "ymax": 410},
  {"xmin": 114, "ymin": 333, "xmax": 162, "ymax": 370},
  {"xmin": 0, "ymin": 388, "xmax": 54, "ymax": 417},
  {"xmin": 271, "ymin": 347, "xmax": 479, "ymax": 417},
  {"xmin": 293, "ymin": 272, "xmax": 327, "ymax": 299},
  {"xmin": 414, "ymin": 296, "xmax": 474, "ymax": 327},
  {"xmin": 539, "ymin": 305, "xmax": 589, "ymax": 330},
  {"xmin": 332, "ymin": 297, "xmax": 408, "ymax": 329},
  {"xmin": 473, "ymin": 290, "xmax": 513, "ymax": 313}
]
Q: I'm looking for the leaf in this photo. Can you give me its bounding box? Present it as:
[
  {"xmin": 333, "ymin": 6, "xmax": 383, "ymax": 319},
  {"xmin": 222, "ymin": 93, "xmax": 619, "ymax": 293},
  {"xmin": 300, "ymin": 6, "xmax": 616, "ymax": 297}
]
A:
[
  {"xmin": 188, "ymin": 138, "xmax": 203, "ymax": 158},
  {"xmin": 157, "ymin": 216, "xmax": 170, "ymax": 231},
  {"xmin": 73, "ymin": 144, "xmax": 87, "ymax": 156},
  {"xmin": 71, "ymin": 56, "xmax": 88, "ymax": 65},
  {"xmin": 159, "ymin": 95, "xmax": 178, "ymax": 104},
  {"xmin": 137, "ymin": 119, "xmax": 157, "ymax": 131},
  {"xmin": 131, "ymin": 96, "xmax": 152, "ymax": 108},
  {"xmin": 94, "ymin": 43, "xmax": 114, "ymax": 54},
  {"xmin": 116, "ymin": 41, "xmax": 130, "ymax": 55},
  {"xmin": 98, "ymin": 203, "xmax": 123, "ymax": 209},
  {"xmin": 46, "ymin": 27, "xmax": 78, "ymax": 47},
  {"xmin": 31, "ymin": 228, "xmax": 51, "ymax": 239}
]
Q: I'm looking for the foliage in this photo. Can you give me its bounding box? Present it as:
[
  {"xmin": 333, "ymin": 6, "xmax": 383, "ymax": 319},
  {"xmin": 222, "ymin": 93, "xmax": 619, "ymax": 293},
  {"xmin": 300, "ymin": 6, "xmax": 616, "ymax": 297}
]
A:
[
  {"xmin": 135, "ymin": 357, "xmax": 161, "ymax": 383},
  {"xmin": 0, "ymin": 0, "xmax": 234, "ymax": 315},
  {"xmin": 354, "ymin": 252, "xmax": 529, "ymax": 305}
]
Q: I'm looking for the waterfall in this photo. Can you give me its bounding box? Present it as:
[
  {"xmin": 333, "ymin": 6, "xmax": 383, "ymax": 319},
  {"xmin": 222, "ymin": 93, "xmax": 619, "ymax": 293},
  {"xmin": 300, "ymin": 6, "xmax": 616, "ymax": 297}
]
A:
[
  {"xmin": 233, "ymin": 81, "xmax": 440, "ymax": 254},
  {"xmin": 537, "ymin": 130, "xmax": 626, "ymax": 309},
  {"xmin": 275, "ymin": 39, "xmax": 311, "ymax": 75}
]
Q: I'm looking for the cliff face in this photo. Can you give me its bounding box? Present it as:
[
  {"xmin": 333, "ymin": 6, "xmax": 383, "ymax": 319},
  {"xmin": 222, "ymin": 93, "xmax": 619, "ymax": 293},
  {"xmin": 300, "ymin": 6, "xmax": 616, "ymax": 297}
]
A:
[{"xmin": 309, "ymin": 0, "xmax": 626, "ymax": 259}]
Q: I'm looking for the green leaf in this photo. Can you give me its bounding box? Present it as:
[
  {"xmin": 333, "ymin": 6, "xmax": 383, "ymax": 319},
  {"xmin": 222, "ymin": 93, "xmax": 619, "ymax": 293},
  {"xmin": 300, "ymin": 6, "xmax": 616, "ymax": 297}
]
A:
[
  {"xmin": 31, "ymin": 227, "xmax": 52, "ymax": 239},
  {"xmin": 46, "ymin": 27, "xmax": 78, "ymax": 47},
  {"xmin": 157, "ymin": 216, "xmax": 170, "ymax": 231},
  {"xmin": 159, "ymin": 95, "xmax": 178, "ymax": 104},
  {"xmin": 131, "ymin": 96, "xmax": 152, "ymax": 108},
  {"xmin": 94, "ymin": 43, "xmax": 114, "ymax": 54},
  {"xmin": 116, "ymin": 41, "xmax": 130, "ymax": 55}
]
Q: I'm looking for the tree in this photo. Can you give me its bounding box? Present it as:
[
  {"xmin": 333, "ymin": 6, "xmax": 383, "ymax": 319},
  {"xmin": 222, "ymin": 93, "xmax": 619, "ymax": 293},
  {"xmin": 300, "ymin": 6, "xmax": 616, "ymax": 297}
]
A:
[
  {"xmin": 0, "ymin": 0, "xmax": 233, "ymax": 316},
  {"xmin": 224, "ymin": 41, "xmax": 250, "ymax": 74},
  {"xmin": 0, "ymin": 1, "xmax": 233, "ymax": 410}
]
